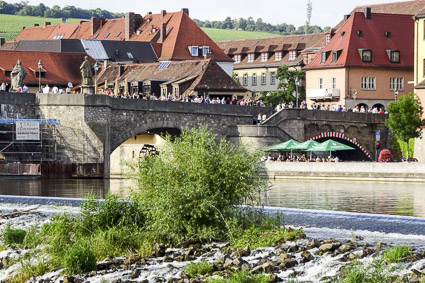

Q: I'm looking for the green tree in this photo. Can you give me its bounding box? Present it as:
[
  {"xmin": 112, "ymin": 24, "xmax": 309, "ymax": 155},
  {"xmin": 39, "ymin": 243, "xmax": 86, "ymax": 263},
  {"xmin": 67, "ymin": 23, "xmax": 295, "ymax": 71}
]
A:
[
  {"xmin": 385, "ymin": 93, "xmax": 424, "ymax": 159},
  {"xmin": 127, "ymin": 128, "xmax": 266, "ymax": 242},
  {"xmin": 261, "ymin": 65, "xmax": 305, "ymax": 107},
  {"xmin": 221, "ymin": 16, "xmax": 234, "ymax": 29}
]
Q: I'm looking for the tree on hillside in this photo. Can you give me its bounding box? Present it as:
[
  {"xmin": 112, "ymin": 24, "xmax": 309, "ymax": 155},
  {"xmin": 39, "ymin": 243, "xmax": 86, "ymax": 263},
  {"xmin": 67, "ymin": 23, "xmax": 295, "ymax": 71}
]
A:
[
  {"xmin": 222, "ymin": 17, "xmax": 233, "ymax": 29},
  {"xmin": 385, "ymin": 93, "xmax": 425, "ymax": 159}
]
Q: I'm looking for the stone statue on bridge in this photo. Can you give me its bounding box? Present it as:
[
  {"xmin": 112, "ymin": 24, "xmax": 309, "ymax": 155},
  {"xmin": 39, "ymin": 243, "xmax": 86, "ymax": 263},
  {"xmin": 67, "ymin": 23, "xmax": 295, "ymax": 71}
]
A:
[
  {"xmin": 80, "ymin": 56, "xmax": 95, "ymax": 86},
  {"xmin": 10, "ymin": 59, "xmax": 27, "ymax": 91}
]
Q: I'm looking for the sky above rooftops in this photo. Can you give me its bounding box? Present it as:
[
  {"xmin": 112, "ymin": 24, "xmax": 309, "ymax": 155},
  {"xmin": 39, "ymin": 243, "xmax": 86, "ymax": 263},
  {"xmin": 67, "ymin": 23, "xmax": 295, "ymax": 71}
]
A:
[{"xmin": 5, "ymin": 0, "xmax": 412, "ymax": 28}]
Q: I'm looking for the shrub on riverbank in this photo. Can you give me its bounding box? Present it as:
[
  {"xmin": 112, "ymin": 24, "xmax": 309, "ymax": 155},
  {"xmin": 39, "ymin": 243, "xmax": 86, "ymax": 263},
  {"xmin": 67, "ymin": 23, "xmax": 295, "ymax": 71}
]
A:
[{"xmin": 127, "ymin": 127, "xmax": 268, "ymax": 243}]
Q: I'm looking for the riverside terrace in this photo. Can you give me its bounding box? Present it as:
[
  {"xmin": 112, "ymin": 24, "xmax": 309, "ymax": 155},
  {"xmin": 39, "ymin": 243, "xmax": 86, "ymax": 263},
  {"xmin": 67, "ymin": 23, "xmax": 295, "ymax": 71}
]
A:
[{"xmin": 0, "ymin": 92, "xmax": 387, "ymax": 178}]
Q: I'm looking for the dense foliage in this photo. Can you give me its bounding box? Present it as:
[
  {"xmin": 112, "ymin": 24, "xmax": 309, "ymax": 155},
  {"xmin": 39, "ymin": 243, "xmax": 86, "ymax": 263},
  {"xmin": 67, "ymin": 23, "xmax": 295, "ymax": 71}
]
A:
[
  {"xmin": 194, "ymin": 17, "xmax": 330, "ymax": 36},
  {"xmin": 0, "ymin": 0, "xmax": 122, "ymax": 19},
  {"xmin": 127, "ymin": 127, "xmax": 267, "ymax": 242},
  {"xmin": 385, "ymin": 93, "xmax": 425, "ymax": 158},
  {"xmin": 261, "ymin": 65, "xmax": 306, "ymax": 107}
]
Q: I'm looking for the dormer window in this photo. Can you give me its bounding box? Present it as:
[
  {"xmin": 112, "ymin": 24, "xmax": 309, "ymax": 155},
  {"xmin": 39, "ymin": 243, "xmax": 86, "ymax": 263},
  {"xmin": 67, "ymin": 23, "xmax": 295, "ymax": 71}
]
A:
[
  {"xmin": 275, "ymin": 51, "xmax": 282, "ymax": 61},
  {"xmin": 247, "ymin": 53, "xmax": 255, "ymax": 63},
  {"xmin": 326, "ymin": 34, "xmax": 332, "ymax": 44},
  {"xmin": 331, "ymin": 49, "xmax": 342, "ymax": 63},
  {"xmin": 234, "ymin": 54, "xmax": 241, "ymax": 63},
  {"xmin": 358, "ymin": 49, "xmax": 372, "ymax": 62},
  {"xmin": 190, "ymin": 46, "xmax": 199, "ymax": 56},
  {"xmin": 289, "ymin": 50, "xmax": 297, "ymax": 60},
  {"xmin": 202, "ymin": 46, "xmax": 210, "ymax": 56},
  {"xmin": 261, "ymin": 53, "xmax": 268, "ymax": 62},
  {"xmin": 387, "ymin": 50, "xmax": 400, "ymax": 63},
  {"xmin": 321, "ymin": 51, "xmax": 330, "ymax": 64}
]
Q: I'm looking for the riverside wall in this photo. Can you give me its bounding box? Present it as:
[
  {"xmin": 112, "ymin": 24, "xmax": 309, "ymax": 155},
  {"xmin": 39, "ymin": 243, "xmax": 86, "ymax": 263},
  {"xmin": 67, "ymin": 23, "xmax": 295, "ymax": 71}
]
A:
[{"xmin": 265, "ymin": 162, "xmax": 425, "ymax": 182}]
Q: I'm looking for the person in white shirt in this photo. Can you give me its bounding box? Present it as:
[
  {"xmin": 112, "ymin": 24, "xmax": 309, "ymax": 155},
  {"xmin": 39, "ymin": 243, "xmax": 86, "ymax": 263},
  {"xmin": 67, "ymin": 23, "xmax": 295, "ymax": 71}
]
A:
[
  {"xmin": 43, "ymin": 84, "xmax": 50, "ymax": 93},
  {"xmin": 52, "ymin": 85, "xmax": 59, "ymax": 94}
]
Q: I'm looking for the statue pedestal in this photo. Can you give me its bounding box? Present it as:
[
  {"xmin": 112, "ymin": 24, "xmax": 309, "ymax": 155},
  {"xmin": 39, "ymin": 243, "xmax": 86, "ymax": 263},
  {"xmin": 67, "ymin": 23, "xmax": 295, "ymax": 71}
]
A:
[{"xmin": 81, "ymin": 85, "xmax": 95, "ymax": 95}]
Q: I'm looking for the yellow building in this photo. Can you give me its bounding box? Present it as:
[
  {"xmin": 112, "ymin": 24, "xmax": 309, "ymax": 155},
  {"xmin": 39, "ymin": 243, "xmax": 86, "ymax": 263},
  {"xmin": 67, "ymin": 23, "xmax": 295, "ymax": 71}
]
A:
[{"xmin": 413, "ymin": 8, "xmax": 425, "ymax": 161}]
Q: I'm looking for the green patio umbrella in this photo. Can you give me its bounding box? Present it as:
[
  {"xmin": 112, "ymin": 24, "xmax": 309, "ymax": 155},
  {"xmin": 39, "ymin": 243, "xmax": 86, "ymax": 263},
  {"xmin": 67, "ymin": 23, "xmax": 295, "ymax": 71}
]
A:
[
  {"xmin": 293, "ymin": 140, "xmax": 320, "ymax": 150},
  {"xmin": 307, "ymin": 139, "xmax": 355, "ymax": 157},
  {"xmin": 267, "ymin": 139, "xmax": 300, "ymax": 153}
]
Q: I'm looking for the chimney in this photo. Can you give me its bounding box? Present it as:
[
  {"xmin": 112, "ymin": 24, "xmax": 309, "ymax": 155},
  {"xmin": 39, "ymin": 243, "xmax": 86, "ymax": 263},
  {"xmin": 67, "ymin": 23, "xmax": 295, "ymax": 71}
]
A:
[
  {"xmin": 0, "ymin": 38, "xmax": 5, "ymax": 47},
  {"xmin": 160, "ymin": 10, "xmax": 166, "ymax": 18},
  {"xmin": 125, "ymin": 12, "xmax": 136, "ymax": 40},
  {"xmin": 181, "ymin": 8, "xmax": 189, "ymax": 16},
  {"xmin": 343, "ymin": 15, "xmax": 350, "ymax": 22},
  {"xmin": 91, "ymin": 17, "xmax": 101, "ymax": 36},
  {"xmin": 160, "ymin": 22, "xmax": 167, "ymax": 43},
  {"xmin": 363, "ymin": 7, "xmax": 371, "ymax": 20},
  {"xmin": 33, "ymin": 23, "xmax": 39, "ymax": 27},
  {"xmin": 43, "ymin": 22, "xmax": 51, "ymax": 28}
]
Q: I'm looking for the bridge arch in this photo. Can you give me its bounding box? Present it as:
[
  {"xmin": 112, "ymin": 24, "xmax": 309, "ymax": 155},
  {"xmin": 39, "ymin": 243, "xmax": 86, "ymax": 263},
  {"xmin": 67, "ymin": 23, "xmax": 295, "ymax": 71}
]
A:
[{"xmin": 310, "ymin": 131, "xmax": 371, "ymax": 161}]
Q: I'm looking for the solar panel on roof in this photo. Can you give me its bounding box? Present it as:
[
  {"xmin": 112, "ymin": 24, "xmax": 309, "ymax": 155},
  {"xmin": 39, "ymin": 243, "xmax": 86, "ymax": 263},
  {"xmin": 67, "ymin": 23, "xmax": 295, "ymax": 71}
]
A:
[{"xmin": 158, "ymin": 61, "xmax": 171, "ymax": 69}]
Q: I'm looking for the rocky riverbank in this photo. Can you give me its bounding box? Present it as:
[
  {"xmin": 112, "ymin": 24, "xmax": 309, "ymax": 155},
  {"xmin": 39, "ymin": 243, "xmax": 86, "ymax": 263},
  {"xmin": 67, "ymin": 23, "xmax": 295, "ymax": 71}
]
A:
[{"xmin": 1, "ymin": 203, "xmax": 425, "ymax": 282}]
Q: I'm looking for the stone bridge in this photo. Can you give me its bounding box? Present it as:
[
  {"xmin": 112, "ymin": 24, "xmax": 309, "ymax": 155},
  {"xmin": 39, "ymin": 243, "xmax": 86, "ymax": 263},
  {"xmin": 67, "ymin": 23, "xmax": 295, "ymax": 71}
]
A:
[
  {"xmin": 0, "ymin": 92, "xmax": 388, "ymax": 177},
  {"xmin": 228, "ymin": 108, "xmax": 389, "ymax": 161}
]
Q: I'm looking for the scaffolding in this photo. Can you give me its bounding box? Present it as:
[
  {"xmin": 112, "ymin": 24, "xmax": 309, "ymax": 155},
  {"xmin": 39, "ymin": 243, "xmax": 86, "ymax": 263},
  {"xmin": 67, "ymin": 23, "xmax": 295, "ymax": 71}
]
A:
[{"xmin": 0, "ymin": 119, "xmax": 59, "ymax": 164}]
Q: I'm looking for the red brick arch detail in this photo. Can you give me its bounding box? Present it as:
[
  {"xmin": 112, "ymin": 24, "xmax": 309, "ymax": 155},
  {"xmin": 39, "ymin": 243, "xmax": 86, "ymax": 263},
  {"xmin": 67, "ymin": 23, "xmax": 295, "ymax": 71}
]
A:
[{"xmin": 310, "ymin": 132, "xmax": 371, "ymax": 159}]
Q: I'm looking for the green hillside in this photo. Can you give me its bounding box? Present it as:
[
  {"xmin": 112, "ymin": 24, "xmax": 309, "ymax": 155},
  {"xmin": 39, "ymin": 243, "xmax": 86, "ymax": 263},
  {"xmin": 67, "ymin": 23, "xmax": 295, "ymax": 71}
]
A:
[
  {"xmin": 0, "ymin": 14, "xmax": 83, "ymax": 41},
  {"xmin": 202, "ymin": 27, "xmax": 278, "ymax": 41}
]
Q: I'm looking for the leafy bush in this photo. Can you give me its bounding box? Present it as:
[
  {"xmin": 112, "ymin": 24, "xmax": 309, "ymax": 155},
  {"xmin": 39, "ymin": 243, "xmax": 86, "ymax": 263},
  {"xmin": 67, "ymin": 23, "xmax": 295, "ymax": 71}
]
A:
[
  {"xmin": 208, "ymin": 271, "xmax": 271, "ymax": 283},
  {"xmin": 89, "ymin": 225, "xmax": 147, "ymax": 259},
  {"xmin": 382, "ymin": 246, "xmax": 410, "ymax": 263},
  {"xmin": 2, "ymin": 224, "xmax": 27, "ymax": 245},
  {"xmin": 128, "ymin": 127, "xmax": 267, "ymax": 242},
  {"xmin": 64, "ymin": 241, "xmax": 96, "ymax": 275},
  {"xmin": 80, "ymin": 193, "xmax": 145, "ymax": 233},
  {"xmin": 183, "ymin": 260, "xmax": 213, "ymax": 278}
]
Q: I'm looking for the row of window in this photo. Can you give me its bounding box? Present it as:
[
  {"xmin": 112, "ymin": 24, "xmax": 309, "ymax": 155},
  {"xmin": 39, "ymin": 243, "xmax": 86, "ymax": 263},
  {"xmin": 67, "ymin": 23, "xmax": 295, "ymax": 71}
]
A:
[
  {"xmin": 321, "ymin": 49, "xmax": 400, "ymax": 64},
  {"xmin": 317, "ymin": 76, "xmax": 404, "ymax": 91},
  {"xmin": 234, "ymin": 50, "xmax": 297, "ymax": 64},
  {"xmin": 234, "ymin": 72, "xmax": 276, "ymax": 86}
]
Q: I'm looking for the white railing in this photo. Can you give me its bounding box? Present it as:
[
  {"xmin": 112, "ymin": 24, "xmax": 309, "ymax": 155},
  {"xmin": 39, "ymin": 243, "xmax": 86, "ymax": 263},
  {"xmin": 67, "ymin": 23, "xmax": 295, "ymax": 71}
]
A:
[{"xmin": 307, "ymin": 88, "xmax": 340, "ymax": 99}]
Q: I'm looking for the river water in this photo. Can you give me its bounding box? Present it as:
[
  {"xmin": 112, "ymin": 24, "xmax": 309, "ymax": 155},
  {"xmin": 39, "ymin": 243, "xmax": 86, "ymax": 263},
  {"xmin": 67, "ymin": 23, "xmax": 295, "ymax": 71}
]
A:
[{"xmin": 1, "ymin": 178, "xmax": 424, "ymax": 218}]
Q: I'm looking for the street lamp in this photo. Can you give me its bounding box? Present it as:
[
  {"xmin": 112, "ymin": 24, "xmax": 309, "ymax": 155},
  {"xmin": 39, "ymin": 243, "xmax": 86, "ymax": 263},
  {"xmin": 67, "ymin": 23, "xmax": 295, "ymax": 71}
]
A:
[
  {"xmin": 94, "ymin": 62, "xmax": 99, "ymax": 94},
  {"xmin": 394, "ymin": 88, "xmax": 398, "ymax": 104},
  {"xmin": 37, "ymin": 60, "xmax": 43, "ymax": 93}
]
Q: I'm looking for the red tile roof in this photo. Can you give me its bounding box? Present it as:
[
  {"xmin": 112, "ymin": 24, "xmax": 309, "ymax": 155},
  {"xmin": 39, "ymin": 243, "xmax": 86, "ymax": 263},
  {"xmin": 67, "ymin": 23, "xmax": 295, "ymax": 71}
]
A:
[
  {"xmin": 216, "ymin": 33, "xmax": 326, "ymax": 69},
  {"xmin": 13, "ymin": 10, "xmax": 232, "ymax": 62},
  {"xmin": 305, "ymin": 12, "xmax": 414, "ymax": 69},
  {"xmin": 14, "ymin": 24, "xmax": 57, "ymax": 41},
  {"xmin": 334, "ymin": 0, "xmax": 425, "ymax": 30},
  {"xmin": 0, "ymin": 50, "xmax": 94, "ymax": 86},
  {"xmin": 88, "ymin": 19, "xmax": 126, "ymax": 41}
]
